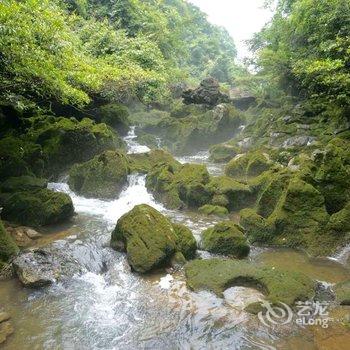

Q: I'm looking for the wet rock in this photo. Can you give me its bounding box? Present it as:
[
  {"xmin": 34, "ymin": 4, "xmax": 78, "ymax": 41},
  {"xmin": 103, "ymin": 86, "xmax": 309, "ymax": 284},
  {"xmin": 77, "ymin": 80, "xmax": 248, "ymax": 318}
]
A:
[
  {"xmin": 182, "ymin": 77, "xmax": 229, "ymax": 106},
  {"xmin": 282, "ymin": 135, "xmax": 316, "ymax": 148},
  {"xmin": 185, "ymin": 258, "xmax": 315, "ymax": 306},
  {"xmin": 172, "ymin": 223, "xmax": 197, "ymax": 260},
  {"xmin": 0, "ymin": 312, "xmax": 10, "ymax": 323},
  {"xmin": 5, "ymin": 225, "xmax": 42, "ymax": 248},
  {"xmin": 68, "ymin": 150, "xmax": 129, "ymax": 199},
  {"xmin": 111, "ymin": 204, "xmax": 196, "ymax": 273},
  {"xmin": 0, "ymin": 320, "xmax": 14, "ymax": 345},
  {"xmin": 97, "ymin": 103, "xmax": 130, "ymax": 135},
  {"xmin": 201, "ymin": 221, "xmax": 250, "ymax": 258},
  {"xmin": 13, "ymin": 248, "xmax": 81, "ymax": 287}
]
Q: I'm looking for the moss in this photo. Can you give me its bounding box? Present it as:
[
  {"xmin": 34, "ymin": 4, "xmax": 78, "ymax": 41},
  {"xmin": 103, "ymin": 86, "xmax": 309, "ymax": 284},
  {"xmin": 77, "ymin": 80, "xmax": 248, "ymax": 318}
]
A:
[
  {"xmin": 68, "ymin": 150, "xmax": 129, "ymax": 199},
  {"xmin": 201, "ymin": 221, "xmax": 250, "ymax": 258},
  {"xmin": 1, "ymin": 189, "xmax": 74, "ymax": 226},
  {"xmin": 0, "ymin": 220, "xmax": 19, "ymax": 262},
  {"xmin": 26, "ymin": 116, "xmax": 123, "ymax": 176},
  {"xmin": 300, "ymin": 144, "xmax": 350, "ymax": 214},
  {"xmin": 0, "ymin": 136, "xmax": 45, "ymax": 180},
  {"xmin": 207, "ymin": 176, "xmax": 253, "ymax": 211},
  {"xmin": 0, "ymin": 176, "xmax": 48, "ymax": 193},
  {"xmin": 209, "ymin": 144, "xmax": 238, "ymax": 163},
  {"xmin": 136, "ymin": 133, "xmax": 159, "ymax": 149},
  {"xmin": 239, "ymin": 208, "xmax": 275, "ymax": 243},
  {"xmin": 98, "ymin": 103, "xmax": 130, "ymax": 135},
  {"xmin": 173, "ymin": 164, "xmax": 211, "ymax": 208},
  {"xmin": 185, "ymin": 259, "xmax": 314, "ymax": 306},
  {"xmin": 326, "ymin": 203, "xmax": 350, "ymax": 233},
  {"xmin": 211, "ymin": 194, "xmax": 229, "ymax": 207},
  {"xmin": 111, "ymin": 204, "xmax": 178, "ymax": 273},
  {"xmin": 334, "ymin": 280, "xmax": 350, "ymax": 305},
  {"xmin": 198, "ymin": 205, "xmax": 228, "ymax": 217},
  {"xmin": 128, "ymin": 149, "xmax": 180, "ymax": 174},
  {"xmin": 255, "ymin": 169, "xmax": 293, "ymax": 218},
  {"xmin": 225, "ymin": 151, "xmax": 272, "ymax": 179},
  {"xmin": 172, "ymin": 223, "xmax": 197, "ymax": 259},
  {"xmin": 244, "ymin": 302, "xmax": 265, "ymax": 315}
]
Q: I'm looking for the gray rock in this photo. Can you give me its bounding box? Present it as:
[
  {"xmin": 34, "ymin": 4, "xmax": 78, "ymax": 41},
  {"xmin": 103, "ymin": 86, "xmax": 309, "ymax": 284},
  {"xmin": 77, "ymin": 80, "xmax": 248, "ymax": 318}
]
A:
[
  {"xmin": 13, "ymin": 248, "xmax": 83, "ymax": 288},
  {"xmin": 282, "ymin": 136, "xmax": 316, "ymax": 149},
  {"xmin": 182, "ymin": 77, "xmax": 229, "ymax": 106}
]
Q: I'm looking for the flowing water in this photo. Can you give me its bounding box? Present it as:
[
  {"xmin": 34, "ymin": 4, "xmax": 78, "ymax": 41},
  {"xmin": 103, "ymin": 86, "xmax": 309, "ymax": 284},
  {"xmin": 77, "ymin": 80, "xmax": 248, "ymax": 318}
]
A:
[{"xmin": 1, "ymin": 128, "xmax": 350, "ymax": 349}]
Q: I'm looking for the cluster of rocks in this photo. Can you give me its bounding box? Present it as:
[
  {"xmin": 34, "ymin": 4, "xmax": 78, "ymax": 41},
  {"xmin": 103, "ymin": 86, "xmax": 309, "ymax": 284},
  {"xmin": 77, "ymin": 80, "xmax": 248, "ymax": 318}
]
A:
[{"xmin": 0, "ymin": 311, "xmax": 13, "ymax": 345}]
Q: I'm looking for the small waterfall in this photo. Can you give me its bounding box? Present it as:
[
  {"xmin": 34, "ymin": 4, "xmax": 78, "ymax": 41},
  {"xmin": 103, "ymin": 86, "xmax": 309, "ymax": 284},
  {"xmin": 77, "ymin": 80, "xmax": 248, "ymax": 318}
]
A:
[
  {"xmin": 124, "ymin": 126, "xmax": 150, "ymax": 154},
  {"xmin": 329, "ymin": 244, "xmax": 350, "ymax": 265},
  {"xmin": 49, "ymin": 174, "xmax": 163, "ymax": 224}
]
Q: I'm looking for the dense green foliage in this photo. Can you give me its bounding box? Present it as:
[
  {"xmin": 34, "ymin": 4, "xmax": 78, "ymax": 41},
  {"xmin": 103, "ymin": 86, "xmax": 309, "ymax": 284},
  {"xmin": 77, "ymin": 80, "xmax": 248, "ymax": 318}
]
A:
[
  {"xmin": 251, "ymin": 0, "xmax": 350, "ymax": 111},
  {"xmin": 0, "ymin": 0, "xmax": 237, "ymax": 110}
]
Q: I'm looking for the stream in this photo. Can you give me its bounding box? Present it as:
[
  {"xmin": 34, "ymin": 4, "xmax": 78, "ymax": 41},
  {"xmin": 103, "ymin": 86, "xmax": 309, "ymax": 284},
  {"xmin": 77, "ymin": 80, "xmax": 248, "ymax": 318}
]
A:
[{"xmin": 1, "ymin": 127, "xmax": 350, "ymax": 349}]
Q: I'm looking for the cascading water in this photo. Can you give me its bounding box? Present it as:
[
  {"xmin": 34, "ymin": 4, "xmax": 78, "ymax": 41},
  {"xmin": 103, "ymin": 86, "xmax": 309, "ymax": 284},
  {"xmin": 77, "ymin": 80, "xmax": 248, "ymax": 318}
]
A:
[{"xmin": 2, "ymin": 127, "xmax": 350, "ymax": 350}]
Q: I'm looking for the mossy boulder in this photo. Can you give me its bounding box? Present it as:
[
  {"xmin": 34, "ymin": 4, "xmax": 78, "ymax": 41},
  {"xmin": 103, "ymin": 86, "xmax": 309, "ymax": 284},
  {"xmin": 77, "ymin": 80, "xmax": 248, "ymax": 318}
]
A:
[
  {"xmin": 0, "ymin": 176, "xmax": 48, "ymax": 193},
  {"xmin": 201, "ymin": 221, "xmax": 250, "ymax": 258},
  {"xmin": 26, "ymin": 116, "xmax": 123, "ymax": 176},
  {"xmin": 326, "ymin": 202, "xmax": 350, "ymax": 233},
  {"xmin": 225, "ymin": 151, "xmax": 272, "ymax": 179},
  {"xmin": 334, "ymin": 280, "xmax": 350, "ymax": 305},
  {"xmin": 198, "ymin": 205, "xmax": 228, "ymax": 217},
  {"xmin": 0, "ymin": 136, "xmax": 45, "ymax": 180},
  {"xmin": 0, "ymin": 220, "xmax": 19, "ymax": 263},
  {"xmin": 1, "ymin": 189, "xmax": 74, "ymax": 226},
  {"xmin": 128, "ymin": 149, "xmax": 180, "ymax": 174},
  {"xmin": 206, "ymin": 176, "xmax": 253, "ymax": 211},
  {"xmin": 239, "ymin": 208, "xmax": 275, "ymax": 243},
  {"xmin": 136, "ymin": 133, "xmax": 159, "ymax": 149},
  {"xmin": 300, "ymin": 144, "xmax": 350, "ymax": 214},
  {"xmin": 185, "ymin": 259, "xmax": 314, "ymax": 306},
  {"xmin": 110, "ymin": 204, "xmax": 196, "ymax": 273},
  {"xmin": 173, "ymin": 164, "xmax": 211, "ymax": 207},
  {"xmin": 209, "ymin": 144, "xmax": 238, "ymax": 163},
  {"xmin": 172, "ymin": 223, "xmax": 197, "ymax": 259},
  {"xmin": 98, "ymin": 103, "xmax": 130, "ymax": 135},
  {"xmin": 68, "ymin": 150, "xmax": 129, "ymax": 199}
]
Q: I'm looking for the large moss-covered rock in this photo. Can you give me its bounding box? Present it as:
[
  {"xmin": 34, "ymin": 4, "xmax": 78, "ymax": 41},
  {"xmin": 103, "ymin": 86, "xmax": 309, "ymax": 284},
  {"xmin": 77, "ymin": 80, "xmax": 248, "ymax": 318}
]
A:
[
  {"xmin": 98, "ymin": 103, "xmax": 130, "ymax": 135},
  {"xmin": 0, "ymin": 220, "xmax": 19, "ymax": 263},
  {"xmin": 172, "ymin": 223, "xmax": 197, "ymax": 259},
  {"xmin": 326, "ymin": 202, "xmax": 350, "ymax": 233},
  {"xmin": 68, "ymin": 150, "xmax": 129, "ymax": 199},
  {"xmin": 146, "ymin": 163, "xmax": 211, "ymax": 209},
  {"xmin": 201, "ymin": 221, "xmax": 250, "ymax": 258},
  {"xmin": 300, "ymin": 143, "xmax": 350, "ymax": 214},
  {"xmin": 173, "ymin": 164, "xmax": 211, "ymax": 207},
  {"xmin": 0, "ymin": 136, "xmax": 45, "ymax": 180},
  {"xmin": 225, "ymin": 151, "xmax": 272, "ymax": 179},
  {"xmin": 206, "ymin": 176, "xmax": 253, "ymax": 211},
  {"xmin": 185, "ymin": 259, "xmax": 314, "ymax": 306},
  {"xmin": 26, "ymin": 116, "xmax": 123, "ymax": 176},
  {"xmin": 209, "ymin": 144, "xmax": 239, "ymax": 163},
  {"xmin": 0, "ymin": 176, "xmax": 48, "ymax": 193},
  {"xmin": 239, "ymin": 208, "xmax": 274, "ymax": 243},
  {"xmin": 111, "ymin": 204, "xmax": 196, "ymax": 273},
  {"xmin": 1, "ymin": 189, "xmax": 74, "ymax": 226},
  {"xmin": 334, "ymin": 280, "xmax": 350, "ymax": 305},
  {"xmin": 128, "ymin": 149, "xmax": 180, "ymax": 174}
]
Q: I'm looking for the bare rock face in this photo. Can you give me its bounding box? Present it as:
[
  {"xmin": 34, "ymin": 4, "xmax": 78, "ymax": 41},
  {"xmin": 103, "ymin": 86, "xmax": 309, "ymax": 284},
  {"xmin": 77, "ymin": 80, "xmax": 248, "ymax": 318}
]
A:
[
  {"xmin": 0, "ymin": 311, "xmax": 13, "ymax": 345},
  {"xmin": 182, "ymin": 78, "xmax": 229, "ymax": 106},
  {"xmin": 5, "ymin": 224, "xmax": 42, "ymax": 248}
]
